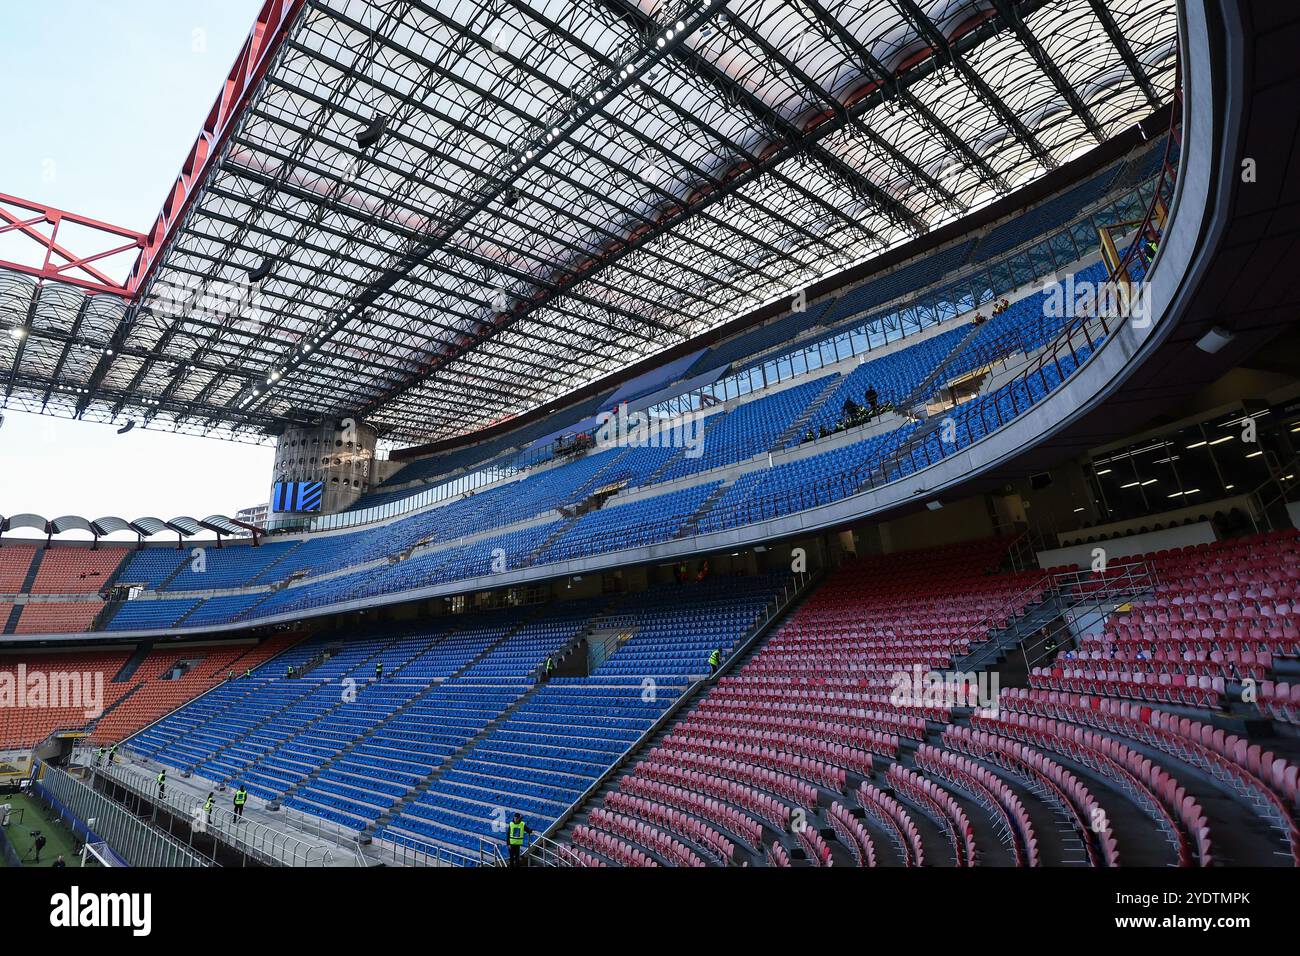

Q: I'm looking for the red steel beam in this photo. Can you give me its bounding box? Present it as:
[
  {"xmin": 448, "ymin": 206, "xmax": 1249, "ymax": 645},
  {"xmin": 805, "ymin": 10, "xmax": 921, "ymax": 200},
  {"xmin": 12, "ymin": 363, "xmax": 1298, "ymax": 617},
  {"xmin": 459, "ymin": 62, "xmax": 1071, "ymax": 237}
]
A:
[
  {"xmin": 0, "ymin": 191, "xmax": 146, "ymax": 297},
  {"xmin": 124, "ymin": 0, "xmax": 307, "ymax": 297}
]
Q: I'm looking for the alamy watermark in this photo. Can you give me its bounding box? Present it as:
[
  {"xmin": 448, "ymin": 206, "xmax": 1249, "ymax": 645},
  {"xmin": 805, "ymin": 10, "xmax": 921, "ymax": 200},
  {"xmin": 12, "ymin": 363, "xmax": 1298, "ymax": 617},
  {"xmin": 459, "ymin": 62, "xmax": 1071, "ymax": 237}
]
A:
[
  {"xmin": 0, "ymin": 665, "xmax": 104, "ymax": 718},
  {"xmin": 594, "ymin": 402, "xmax": 704, "ymax": 458},
  {"xmin": 889, "ymin": 664, "xmax": 1001, "ymax": 715},
  {"xmin": 1042, "ymin": 272, "xmax": 1154, "ymax": 329}
]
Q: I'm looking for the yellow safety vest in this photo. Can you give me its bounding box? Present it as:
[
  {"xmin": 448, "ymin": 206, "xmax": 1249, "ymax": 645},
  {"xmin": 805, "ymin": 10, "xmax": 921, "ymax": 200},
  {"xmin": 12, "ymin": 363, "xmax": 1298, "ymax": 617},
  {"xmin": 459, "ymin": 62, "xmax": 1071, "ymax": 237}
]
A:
[
  {"xmin": 204, "ymin": 798, "xmax": 214, "ymax": 812},
  {"xmin": 508, "ymin": 820, "xmax": 526, "ymax": 846},
  {"xmin": 708, "ymin": 651, "xmax": 720, "ymax": 667},
  {"xmin": 234, "ymin": 789, "xmax": 247, "ymax": 806}
]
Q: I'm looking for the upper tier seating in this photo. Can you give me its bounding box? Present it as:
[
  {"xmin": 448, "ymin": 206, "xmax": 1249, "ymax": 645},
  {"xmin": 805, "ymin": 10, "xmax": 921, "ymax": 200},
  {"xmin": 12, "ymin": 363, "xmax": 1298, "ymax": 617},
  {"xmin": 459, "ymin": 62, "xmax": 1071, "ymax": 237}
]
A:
[
  {"xmin": 656, "ymin": 375, "xmax": 837, "ymax": 483},
  {"xmin": 0, "ymin": 545, "xmax": 37, "ymax": 593},
  {"xmin": 937, "ymin": 259, "xmax": 1109, "ymax": 388},
  {"xmin": 2, "ymin": 156, "xmax": 1166, "ymax": 638},
  {"xmin": 0, "ymin": 304, "xmax": 1099, "ymax": 636},
  {"xmin": 532, "ymin": 483, "xmax": 719, "ymax": 564},
  {"xmin": 164, "ymin": 540, "xmax": 301, "ymax": 591},
  {"xmin": 115, "ymin": 548, "xmax": 188, "ymax": 589},
  {"xmin": 695, "ymin": 423, "xmax": 919, "ymax": 534},
  {"xmin": 968, "ymin": 168, "xmax": 1120, "ymax": 264},
  {"xmin": 818, "ymin": 239, "xmax": 977, "ymax": 327},
  {"xmin": 368, "ymin": 390, "xmax": 614, "ymax": 497},
  {"xmin": 29, "ymin": 548, "xmax": 125, "ymax": 594},
  {"xmin": 799, "ymin": 324, "xmax": 972, "ymax": 439}
]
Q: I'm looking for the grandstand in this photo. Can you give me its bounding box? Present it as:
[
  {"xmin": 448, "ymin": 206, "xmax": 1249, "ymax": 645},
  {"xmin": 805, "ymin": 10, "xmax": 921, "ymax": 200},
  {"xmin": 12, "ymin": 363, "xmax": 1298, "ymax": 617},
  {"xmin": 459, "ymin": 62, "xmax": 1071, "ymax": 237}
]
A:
[{"xmin": 2, "ymin": 0, "xmax": 1300, "ymax": 893}]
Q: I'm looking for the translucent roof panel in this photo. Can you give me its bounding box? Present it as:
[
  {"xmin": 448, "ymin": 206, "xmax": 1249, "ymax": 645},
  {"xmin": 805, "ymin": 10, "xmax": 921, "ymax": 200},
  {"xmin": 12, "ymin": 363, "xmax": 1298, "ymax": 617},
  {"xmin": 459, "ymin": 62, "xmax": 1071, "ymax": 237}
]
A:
[{"xmin": 0, "ymin": 0, "xmax": 1177, "ymax": 445}]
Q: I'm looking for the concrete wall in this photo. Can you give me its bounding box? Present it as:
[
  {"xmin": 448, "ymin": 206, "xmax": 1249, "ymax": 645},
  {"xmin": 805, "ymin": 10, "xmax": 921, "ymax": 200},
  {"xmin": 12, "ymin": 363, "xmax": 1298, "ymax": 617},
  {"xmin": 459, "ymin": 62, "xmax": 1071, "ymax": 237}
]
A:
[{"xmin": 1037, "ymin": 521, "xmax": 1217, "ymax": 569}]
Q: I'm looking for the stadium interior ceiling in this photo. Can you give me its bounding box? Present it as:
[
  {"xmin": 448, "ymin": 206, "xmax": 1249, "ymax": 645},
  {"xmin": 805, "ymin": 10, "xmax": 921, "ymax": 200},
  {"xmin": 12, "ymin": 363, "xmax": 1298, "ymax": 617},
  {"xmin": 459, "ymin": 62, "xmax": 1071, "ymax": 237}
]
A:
[{"xmin": 0, "ymin": 0, "xmax": 1178, "ymax": 449}]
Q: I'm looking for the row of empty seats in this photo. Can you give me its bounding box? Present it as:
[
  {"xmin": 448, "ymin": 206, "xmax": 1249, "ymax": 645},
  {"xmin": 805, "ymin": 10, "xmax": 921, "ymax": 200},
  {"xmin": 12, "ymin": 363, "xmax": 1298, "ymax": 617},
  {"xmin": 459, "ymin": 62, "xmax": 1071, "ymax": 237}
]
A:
[{"xmin": 568, "ymin": 532, "xmax": 1300, "ymax": 866}]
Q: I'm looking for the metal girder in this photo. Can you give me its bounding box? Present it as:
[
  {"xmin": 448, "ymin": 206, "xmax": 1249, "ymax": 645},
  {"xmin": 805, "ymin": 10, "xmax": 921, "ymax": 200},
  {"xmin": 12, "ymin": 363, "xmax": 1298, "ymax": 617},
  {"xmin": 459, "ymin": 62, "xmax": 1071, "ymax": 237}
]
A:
[
  {"xmin": 0, "ymin": 192, "xmax": 145, "ymax": 297},
  {"xmin": 890, "ymin": 0, "xmax": 1057, "ymax": 170},
  {"xmin": 1087, "ymin": 0, "xmax": 1162, "ymax": 110},
  {"xmin": 2, "ymin": 0, "xmax": 1178, "ymax": 447}
]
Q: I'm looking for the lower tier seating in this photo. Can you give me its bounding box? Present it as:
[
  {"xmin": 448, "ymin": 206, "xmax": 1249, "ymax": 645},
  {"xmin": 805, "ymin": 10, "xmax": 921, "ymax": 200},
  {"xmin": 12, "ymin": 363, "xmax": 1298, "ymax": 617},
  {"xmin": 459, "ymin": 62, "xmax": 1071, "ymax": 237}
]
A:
[{"xmin": 566, "ymin": 532, "xmax": 1300, "ymax": 867}]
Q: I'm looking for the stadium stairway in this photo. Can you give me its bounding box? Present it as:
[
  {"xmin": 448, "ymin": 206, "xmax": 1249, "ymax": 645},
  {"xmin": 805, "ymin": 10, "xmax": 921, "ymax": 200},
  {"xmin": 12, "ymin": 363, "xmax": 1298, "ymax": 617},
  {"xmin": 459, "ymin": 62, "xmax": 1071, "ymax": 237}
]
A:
[
  {"xmin": 218, "ymin": 633, "xmax": 430, "ymax": 799},
  {"xmin": 2, "ymin": 605, "xmax": 21, "ymax": 635},
  {"xmin": 172, "ymin": 603, "xmax": 206, "ymax": 628},
  {"xmin": 362, "ymin": 601, "xmax": 630, "ymax": 852},
  {"xmin": 287, "ymin": 612, "xmax": 549, "ymax": 819},
  {"xmin": 221, "ymin": 590, "xmax": 281, "ymax": 626},
  {"xmin": 86, "ymin": 683, "xmax": 146, "ymax": 733},
  {"xmin": 643, "ymin": 410, "xmax": 730, "ymax": 484},
  {"xmin": 365, "ymin": 678, "xmax": 548, "ymax": 843},
  {"xmin": 19, "ymin": 549, "xmax": 44, "ymax": 593},
  {"xmin": 370, "ymin": 576, "xmax": 804, "ymax": 861},
  {"xmin": 112, "ymin": 642, "xmax": 156, "ymax": 683},
  {"xmin": 895, "ymin": 320, "xmax": 989, "ymax": 414},
  {"xmin": 674, "ymin": 481, "xmax": 734, "ymax": 539},
  {"xmin": 873, "ymin": 413, "xmax": 950, "ymax": 481},
  {"xmin": 98, "ymin": 551, "xmax": 132, "ymax": 594},
  {"xmin": 153, "ymin": 553, "xmax": 192, "ymax": 592},
  {"xmin": 546, "ymin": 571, "xmax": 824, "ymax": 864},
  {"xmin": 524, "ymin": 516, "xmax": 582, "ymax": 566},
  {"xmin": 90, "ymin": 598, "xmax": 124, "ymax": 632},
  {"xmin": 773, "ymin": 376, "xmax": 843, "ymax": 449}
]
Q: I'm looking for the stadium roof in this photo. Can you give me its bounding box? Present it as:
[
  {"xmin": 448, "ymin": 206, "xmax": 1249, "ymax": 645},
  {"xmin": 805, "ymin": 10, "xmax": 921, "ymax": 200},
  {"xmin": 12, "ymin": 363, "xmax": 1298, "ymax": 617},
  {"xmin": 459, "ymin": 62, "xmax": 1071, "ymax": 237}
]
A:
[
  {"xmin": 0, "ymin": 0, "xmax": 1178, "ymax": 446},
  {"xmin": 0, "ymin": 511, "xmax": 255, "ymax": 540}
]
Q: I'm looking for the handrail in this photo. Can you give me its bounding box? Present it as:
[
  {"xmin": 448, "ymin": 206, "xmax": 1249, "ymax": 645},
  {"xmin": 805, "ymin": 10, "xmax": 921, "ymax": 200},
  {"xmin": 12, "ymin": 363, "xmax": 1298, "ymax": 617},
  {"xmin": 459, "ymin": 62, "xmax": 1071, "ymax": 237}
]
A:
[
  {"xmin": 947, "ymin": 563, "xmax": 1056, "ymax": 671},
  {"xmin": 36, "ymin": 761, "xmax": 214, "ymax": 868},
  {"xmin": 1026, "ymin": 561, "xmax": 1159, "ymax": 671},
  {"xmin": 521, "ymin": 832, "xmax": 588, "ymax": 867},
  {"xmin": 958, "ymin": 559, "xmax": 1159, "ymax": 674}
]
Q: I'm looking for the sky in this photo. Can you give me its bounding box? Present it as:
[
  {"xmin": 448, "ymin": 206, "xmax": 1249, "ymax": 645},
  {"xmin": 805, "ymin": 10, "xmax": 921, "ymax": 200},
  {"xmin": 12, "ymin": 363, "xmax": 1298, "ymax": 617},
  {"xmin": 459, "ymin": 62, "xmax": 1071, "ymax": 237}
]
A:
[{"xmin": 0, "ymin": 1, "xmax": 273, "ymax": 534}]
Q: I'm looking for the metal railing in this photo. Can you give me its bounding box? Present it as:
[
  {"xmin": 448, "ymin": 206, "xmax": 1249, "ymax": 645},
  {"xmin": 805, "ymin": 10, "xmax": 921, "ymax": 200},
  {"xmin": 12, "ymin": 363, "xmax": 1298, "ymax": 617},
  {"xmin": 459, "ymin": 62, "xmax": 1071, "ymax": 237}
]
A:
[
  {"xmin": 960, "ymin": 558, "xmax": 1160, "ymax": 674},
  {"xmin": 77, "ymin": 749, "xmax": 334, "ymax": 866},
  {"xmin": 522, "ymin": 832, "xmax": 587, "ymax": 867},
  {"xmin": 369, "ymin": 833, "xmax": 505, "ymax": 868},
  {"xmin": 280, "ymin": 804, "xmax": 367, "ymax": 856},
  {"xmin": 837, "ymin": 83, "xmax": 1183, "ymax": 501},
  {"xmin": 35, "ymin": 762, "xmax": 212, "ymax": 868}
]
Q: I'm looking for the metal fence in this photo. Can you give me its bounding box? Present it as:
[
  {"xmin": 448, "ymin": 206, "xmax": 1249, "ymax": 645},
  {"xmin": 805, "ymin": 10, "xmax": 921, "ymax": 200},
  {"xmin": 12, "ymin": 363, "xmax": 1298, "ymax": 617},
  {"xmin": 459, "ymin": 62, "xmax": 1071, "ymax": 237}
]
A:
[
  {"xmin": 35, "ymin": 763, "xmax": 211, "ymax": 868},
  {"xmin": 80, "ymin": 751, "xmax": 336, "ymax": 867}
]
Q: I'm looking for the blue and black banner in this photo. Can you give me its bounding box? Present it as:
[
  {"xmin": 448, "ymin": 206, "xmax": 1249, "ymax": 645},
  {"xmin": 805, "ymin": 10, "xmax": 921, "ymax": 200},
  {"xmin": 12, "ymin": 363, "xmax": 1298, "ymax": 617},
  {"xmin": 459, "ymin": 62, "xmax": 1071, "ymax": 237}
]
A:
[{"xmin": 272, "ymin": 480, "xmax": 324, "ymax": 513}]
